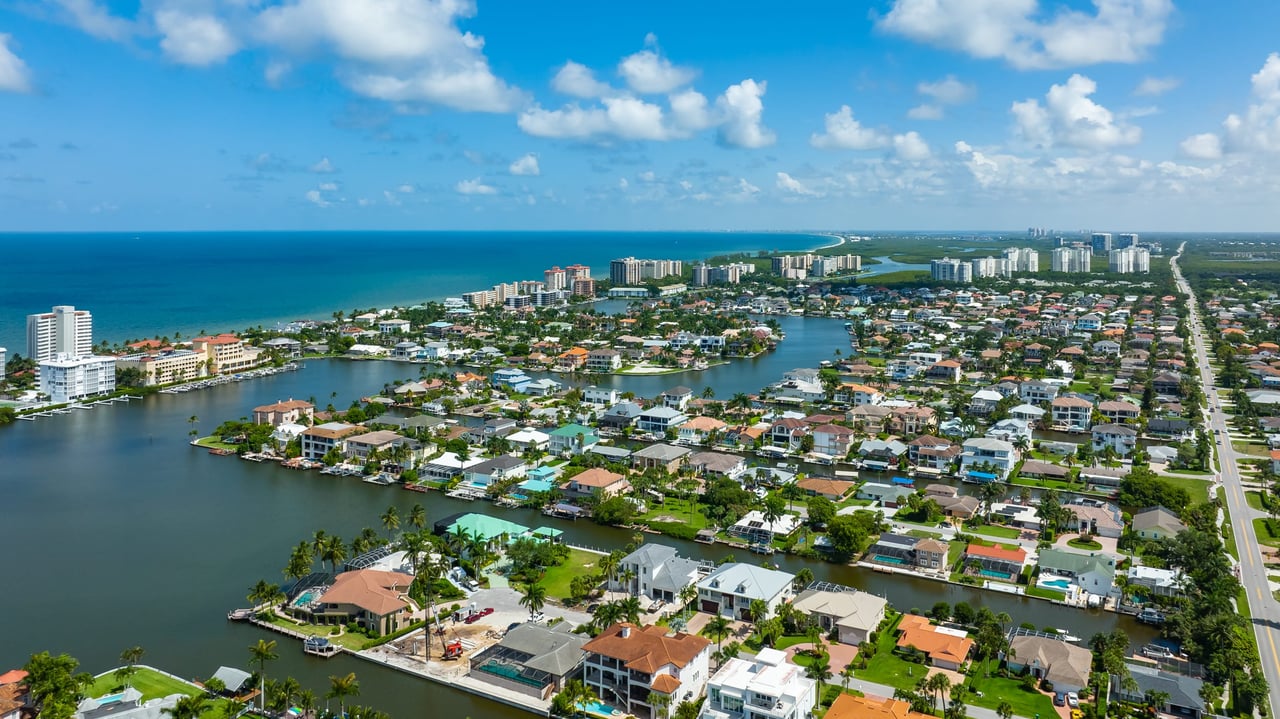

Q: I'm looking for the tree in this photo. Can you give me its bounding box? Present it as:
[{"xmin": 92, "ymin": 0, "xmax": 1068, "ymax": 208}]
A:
[
  {"xmin": 22, "ymin": 652, "xmax": 93, "ymax": 719},
  {"xmin": 648, "ymin": 691, "xmax": 673, "ymax": 719},
  {"xmin": 840, "ymin": 663, "xmax": 856, "ymax": 692},
  {"xmin": 380, "ymin": 505, "xmax": 400, "ymax": 541},
  {"xmin": 996, "ymin": 701, "xmax": 1014, "ymax": 719},
  {"xmin": 519, "ymin": 582, "xmax": 548, "ymax": 617},
  {"xmin": 706, "ymin": 615, "xmax": 732, "ymax": 661},
  {"xmin": 326, "ymin": 673, "xmax": 360, "ymax": 718},
  {"xmin": 793, "ymin": 568, "xmax": 814, "ymax": 592},
  {"xmin": 116, "ymin": 646, "xmax": 145, "ymax": 689},
  {"xmin": 924, "ymin": 672, "xmax": 951, "ymax": 712},
  {"xmin": 804, "ymin": 651, "xmax": 833, "ymax": 695},
  {"xmin": 806, "ymin": 496, "xmax": 835, "ymax": 527},
  {"xmin": 162, "ymin": 695, "xmax": 208, "ymax": 719},
  {"xmin": 248, "ymin": 639, "xmax": 278, "ymax": 712},
  {"xmin": 408, "ymin": 503, "xmax": 427, "ymax": 531},
  {"xmin": 321, "ymin": 534, "xmax": 348, "ymax": 572},
  {"xmin": 673, "ymin": 701, "xmax": 700, "ymax": 719}
]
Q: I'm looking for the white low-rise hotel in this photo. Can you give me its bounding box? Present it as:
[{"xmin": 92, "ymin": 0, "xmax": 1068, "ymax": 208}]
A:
[{"xmin": 701, "ymin": 648, "xmax": 817, "ymax": 719}]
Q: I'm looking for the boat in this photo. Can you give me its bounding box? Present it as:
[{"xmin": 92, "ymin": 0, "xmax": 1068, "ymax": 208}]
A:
[
  {"xmin": 749, "ymin": 543, "xmax": 776, "ymax": 556},
  {"xmin": 303, "ymin": 637, "xmax": 340, "ymax": 657},
  {"xmin": 227, "ymin": 608, "xmax": 254, "ymax": 621},
  {"xmin": 1136, "ymin": 608, "xmax": 1167, "ymax": 625}
]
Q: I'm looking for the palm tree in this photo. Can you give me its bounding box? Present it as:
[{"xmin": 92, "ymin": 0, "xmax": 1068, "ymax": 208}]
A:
[
  {"xmin": 326, "ymin": 673, "xmax": 360, "ymax": 718},
  {"xmin": 277, "ymin": 677, "xmax": 301, "ymax": 711},
  {"xmin": 380, "ymin": 506, "xmax": 400, "ymax": 541},
  {"xmin": 748, "ymin": 598, "xmax": 769, "ymax": 624},
  {"xmin": 678, "ymin": 584, "xmax": 697, "ymax": 619},
  {"xmin": 312, "ymin": 529, "xmax": 329, "ymax": 557},
  {"xmin": 706, "ymin": 615, "xmax": 731, "ymax": 658},
  {"xmin": 519, "ymin": 582, "xmax": 548, "ymax": 617},
  {"xmin": 995, "ymin": 701, "xmax": 1014, "ymax": 719},
  {"xmin": 321, "ymin": 535, "xmax": 347, "ymax": 572},
  {"xmin": 297, "ymin": 690, "xmax": 317, "ymax": 719},
  {"xmin": 648, "ymin": 691, "xmax": 673, "ymax": 719},
  {"xmin": 162, "ymin": 694, "xmax": 208, "ymax": 719},
  {"xmin": 248, "ymin": 639, "xmax": 277, "ymax": 713},
  {"xmin": 619, "ymin": 596, "xmax": 642, "ymax": 624},
  {"xmin": 925, "ymin": 672, "xmax": 951, "ymax": 712},
  {"xmin": 117, "ymin": 646, "xmax": 144, "ymax": 689},
  {"xmin": 804, "ymin": 652, "xmax": 833, "ymax": 696},
  {"xmin": 839, "ymin": 663, "xmax": 856, "ymax": 693},
  {"xmin": 593, "ymin": 602, "xmax": 624, "ymax": 633},
  {"xmin": 401, "ymin": 533, "xmax": 426, "ymax": 576},
  {"xmin": 598, "ymin": 553, "xmax": 619, "ymax": 589},
  {"xmin": 408, "ymin": 503, "xmax": 427, "ymax": 531}
]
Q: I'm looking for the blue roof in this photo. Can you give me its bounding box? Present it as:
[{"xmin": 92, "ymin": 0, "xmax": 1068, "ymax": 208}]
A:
[
  {"xmin": 517, "ymin": 478, "xmax": 554, "ymax": 493},
  {"xmin": 967, "ymin": 470, "xmax": 998, "ymax": 480},
  {"xmin": 892, "ymin": 476, "xmax": 915, "ymax": 486}
]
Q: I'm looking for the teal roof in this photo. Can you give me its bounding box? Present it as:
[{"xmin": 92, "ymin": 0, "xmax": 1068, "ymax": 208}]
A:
[
  {"xmin": 549, "ymin": 423, "xmax": 598, "ymax": 437},
  {"xmin": 1038, "ymin": 548, "xmax": 1115, "ymax": 578},
  {"xmin": 517, "ymin": 478, "xmax": 554, "ymax": 493},
  {"xmin": 447, "ymin": 513, "xmax": 530, "ymax": 542},
  {"xmin": 533, "ymin": 526, "xmax": 564, "ymax": 538}
]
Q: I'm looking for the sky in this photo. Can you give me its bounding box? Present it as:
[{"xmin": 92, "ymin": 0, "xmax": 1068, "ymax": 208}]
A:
[{"xmin": 2, "ymin": 0, "xmax": 1280, "ymax": 232}]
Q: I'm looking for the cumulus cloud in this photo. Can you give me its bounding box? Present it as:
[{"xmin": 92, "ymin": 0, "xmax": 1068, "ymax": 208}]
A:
[
  {"xmin": 618, "ymin": 44, "xmax": 696, "ymax": 94},
  {"xmin": 456, "ymin": 177, "xmax": 497, "ymax": 195},
  {"xmin": 1179, "ymin": 133, "xmax": 1223, "ymax": 160},
  {"xmin": 810, "ymin": 106, "xmax": 890, "ymax": 150},
  {"xmin": 309, "ymin": 157, "xmax": 336, "ymax": 173},
  {"xmin": 877, "ymin": 0, "xmax": 1174, "ymax": 70},
  {"xmin": 1134, "ymin": 75, "xmax": 1179, "ymax": 96},
  {"xmin": 716, "ymin": 79, "xmax": 775, "ymax": 148},
  {"xmin": 52, "ymin": 0, "xmax": 135, "ymax": 42},
  {"xmin": 919, "ymin": 75, "xmax": 975, "ymax": 104},
  {"xmin": 304, "ymin": 189, "xmax": 329, "ymax": 207},
  {"xmin": 776, "ymin": 171, "xmax": 820, "ymax": 197},
  {"xmin": 907, "ymin": 104, "xmax": 945, "ymax": 120},
  {"xmin": 1178, "ymin": 54, "xmax": 1280, "ymax": 160},
  {"xmin": 1011, "ymin": 74, "xmax": 1140, "ymax": 150},
  {"xmin": 552, "ymin": 61, "xmax": 613, "ymax": 98},
  {"xmin": 894, "ymin": 131, "xmax": 932, "ymax": 160},
  {"xmin": 155, "ymin": 10, "xmax": 238, "ymax": 66},
  {"xmin": 509, "ymin": 153, "xmax": 540, "ymax": 176},
  {"xmin": 256, "ymin": 0, "xmax": 522, "ymax": 112},
  {"xmin": 0, "ymin": 34, "xmax": 33, "ymax": 93}
]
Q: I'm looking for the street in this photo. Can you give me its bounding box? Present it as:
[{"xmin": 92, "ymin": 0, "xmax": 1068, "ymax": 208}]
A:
[{"xmin": 1171, "ymin": 244, "xmax": 1280, "ymax": 716}]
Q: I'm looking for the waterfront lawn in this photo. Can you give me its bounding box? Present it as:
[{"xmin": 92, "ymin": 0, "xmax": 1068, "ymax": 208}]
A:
[
  {"xmin": 1025, "ymin": 585, "xmax": 1067, "ymax": 602},
  {"xmin": 262, "ymin": 614, "xmax": 368, "ymax": 651},
  {"xmin": 967, "ymin": 674, "xmax": 1057, "ymax": 719},
  {"xmin": 89, "ymin": 667, "xmax": 200, "ymax": 703},
  {"xmin": 193, "ymin": 435, "xmax": 239, "ymax": 452},
  {"xmin": 637, "ymin": 497, "xmax": 712, "ymax": 531},
  {"xmin": 538, "ymin": 548, "xmax": 602, "ymax": 601}
]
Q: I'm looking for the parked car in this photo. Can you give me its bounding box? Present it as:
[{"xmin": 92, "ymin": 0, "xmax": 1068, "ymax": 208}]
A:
[
  {"xmin": 464, "ymin": 607, "xmax": 495, "ymax": 624},
  {"xmin": 1066, "ymin": 692, "xmax": 1079, "ymax": 708},
  {"xmin": 1054, "ymin": 693, "xmax": 1066, "ymax": 707}
]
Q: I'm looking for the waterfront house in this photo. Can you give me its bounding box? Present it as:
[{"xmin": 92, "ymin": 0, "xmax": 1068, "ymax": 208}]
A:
[
  {"xmin": 632, "ymin": 443, "xmax": 691, "ymax": 473},
  {"xmin": 796, "ymin": 477, "xmax": 855, "ymax": 501},
  {"xmin": 908, "ymin": 435, "xmax": 960, "ymax": 472},
  {"xmin": 343, "ymin": 430, "xmax": 410, "ymax": 463},
  {"xmin": 1097, "ymin": 400, "xmax": 1141, "ymax": 423},
  {"xmin": 702, "ymin": 648, "xmax": 817, "ymax": 719},
  {"xmin": 463, "ymin": 455, "xmax": 528, "ymax": 489},
  {"xmin": 856, "ymin": 482, "xmax": 914, "ymax": 508},
  {"xmin": 767, "ymin": 418, "xmax": 808, "ymax": 450},
  {"xmin": 1064, "ymin": 502, "xmax": 1124, "ymax": 538},
  {"xmin": 962, "ymin": 543, "xmax": 1026, "ymax": 580},
  {"xmin": 599, "ymin": 401, "xmax": 643, "ymax": 430},
  {"xmin": 1009, "ymin": 403, "xmax": 1048, "ymax": 424},
  {"xmin": 1091, "ymin": 423, "xmax": 1138, "ymax": 456},
  {"xmin": 560, "ymin": 468, "xmax": 631, "ymax": 499},
  {"xmin": 313, "ymin": 569, "xmax": 415, "ymax": 635},
  {"xmin": 661, "ymin": 386, "xmax": 694, "ymax": 411},
  {"xmin": 192, "ymin": 333, "xmax": 265, "ymax": 374},
  {"xmin": 548, "ymin": 423, "xmax": 599, "ymax": 455},
  {"xmin": 866, "ymin": 534, "xmax": 948, "ymax": 571},
  {"xmin": 1110, "ymin": 664, "xmax": 1205, "ymax": 719},
  {"xmin": 1051, "ymin": 395, "xmax": 1094, "ymax": 430},
  {"xmin": 524, "ymin": 378, "xmax": 563, "ymax": 397},
  {"xmin": 894, "ymin": 614, "xmax": 973, "ymax": 670},
  {"xmin": 1147, "ymin": 418, "xmax": 1193, "ymax": 441},
  {"xmin": 1037, "ymin": 548, "xmax": 1117, "ymax": 597},
  {"xmin": 390, "ymin": 342, "xmax": 423, "ymax": 360},
  {"xmin": 858, "ymin": 439, "xmax": 908, "ymax": 471},
  {"xmin": 468, "ymin": 623, "xmax": 588, "ymax": 700},
  {"xmin": 729, "ymin": 510, "xmax": 801, "ymax": 543},
  {"xmin": 824, "ymin": 694, "xmax": 933, "ymax": 719},
  {"xmin": 420, "ymin": 452, "xmax": 484, "ymax": 481},
  {"xmin": 582, "ymin": 623, "xmax": 711, "ymax": 719},
  {"xmin": 583, "ymin": 386, "xmax": 621, "ymax": 406},
  {"xmin": 586, "ymin": 349, "xmax": 622, "ymax": 373},
  {"xmin": 1005, "ymin": 633, "xmax": 1093, "ymax": 694},
  {"xmin": 491, "ymin": 368, "xmax": 532, "ymax": 393},
  {"xmin": 1131, "ymin": 506, "xmax": 1187, "ymax": 540},
  {"xmin": 505, "ymin": 427, "xmax": 550, "ymax": 453},
  {"xmin": 636, "ymin": 407, "xmax": 689, "ymax": 436},
  {"xmin": 613, "ymin": 544, "xmax": 708, "ymax": 603},
  {"xmin": 790, "ymin": 588, "xmax": 888, "ymax": 646},
  {"xmin": 261, "ymin": 337, "xmax": 302, "ymax": 357},
  {"xmin": 300, "ymin": 422, "xmax": 362, "ymax": 461},
  {"xmin": 959, "ymin": 437, "xmax": 1018, "ymax": 480},
  {"xmin": 677, "ymin": 416, "xmax": 728, "ymax": 445},
  {"xmin": 686, "ymin": 451, "xmax": 747, "ymax": 480},
  {"xmin": 1126, "ymin": 565, "xmax": 1186, "ymax": 598},
  {"xmin": 1016, "ymin": 460, "xmax": 1069, "ymax": 481},
  {"xmin": 697, "ymin": 563, "xmax": 795, "ymax": 619},
  {"xmin": 252, "ymin": 398, "xmax": 315, "ymax": 427},
  {"xmin": 811, "ymin": 424, "xmax": 855, "ymax": 457}
]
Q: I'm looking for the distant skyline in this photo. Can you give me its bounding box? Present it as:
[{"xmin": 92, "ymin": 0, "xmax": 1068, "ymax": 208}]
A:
[{"xmin": 3, "ymin": 1, "xmax": 1280, "ymax": 231}]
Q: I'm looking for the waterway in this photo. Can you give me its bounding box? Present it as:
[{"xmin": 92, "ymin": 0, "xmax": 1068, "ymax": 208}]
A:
[{"xmin": 0, "ymin": 318, "xmax": 1157, "ymax": 718}]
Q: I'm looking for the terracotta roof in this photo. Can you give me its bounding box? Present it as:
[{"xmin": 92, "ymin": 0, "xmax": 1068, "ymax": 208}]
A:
[
  {"xmin": 965, "ymin": 543, "xmax": 1027, "ymax": 563},
  {"xmin": 895, "ymin": 615, "xmax": 973, "ymax": 665},
  {"xmin": 681, "ymin": 416, "xmax": 728, "ymax": 431},
  {"xmin": 1052, "ymin": 396, "xmax": 1093, "ymax": 407},
  {"xmin": 0, "ymin": 683, "xmax": 24, "ymax": 717},
  {"xmin": 254, "ymin": 399, "xmax": 314, "ymax": 413},
  {"xmin": 825, "ymin": 693, "xmax": 932, "ymax": 719},
  {"xmin": 566, "ymin": 467, "xmax": 626, "ymax": 488},
  {"xmin": 650, "ymin": 673, "xmax": 682, "ymax": 694},
  {"xmin": 0, "ymin": 670, "xmax": 27, "ymax": 685},
  {"xmin": 796, "ymin": 478, "xmax": 856, "ymax": 497},
  {"xmin": 319, "ymin": 569, "xmax": 414, "ymax": 617},
  {"xmin": 582, "ymin": 623, "xmax": 710, "ymax": 674}
]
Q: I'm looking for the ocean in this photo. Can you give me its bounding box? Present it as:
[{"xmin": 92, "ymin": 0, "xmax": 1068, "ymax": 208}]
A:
[{"xmin": 0, "ymin": 230, "xmax": 827, "ymax": 353}]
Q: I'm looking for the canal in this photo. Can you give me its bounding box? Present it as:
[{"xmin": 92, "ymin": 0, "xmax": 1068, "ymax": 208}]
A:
[{"xmin": 0, "ymin": 320, "xmax": 1155, "ymax": 718}]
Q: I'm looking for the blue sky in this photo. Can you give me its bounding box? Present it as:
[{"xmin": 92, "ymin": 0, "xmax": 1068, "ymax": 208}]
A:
[{"xmin": 2, "ymin": 0, "xmax": 1280, "ymax": 231}]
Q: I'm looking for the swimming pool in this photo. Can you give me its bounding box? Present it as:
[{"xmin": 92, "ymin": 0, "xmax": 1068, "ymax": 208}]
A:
[
  {"xmin": 875, "ymin": 555, "xmax": 906, "ymax": 565},
  {"xmin": 98, "ymin": 694, "xmax": 125, "ymax": 705},
  {"xmin": 293, "ymin": 591, "xmax": 317, "ymax": 607},
  {"xmin": 979, "ymin": 569, "xmax": 1011, "ymax": 579},
  {"xmin": 578, "ymin": 700, "xmax": 623, "ymax": 718},
  {"xmin": 1039, "ymin": 578, "xmax": 1072, "ymax": 590}
]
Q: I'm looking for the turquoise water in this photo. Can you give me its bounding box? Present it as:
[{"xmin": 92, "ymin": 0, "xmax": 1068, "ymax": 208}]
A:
[
  {"xmin": 578, "ymin": 700, "xmax": 620, "ymax": 717},
  {"xmin": 0, "ymin": 231, "xmax": 823, "ymax": 350},
  {"xmin": 1041, "ymin": 578, "xmax": 1072, "ymax": 590},
  {"xmin": 99, "ymin": 693, "xmax": 125, "ymax": 704},
  {"xmin": 477, "ymin": 661, "xmax": 543, "ymax": 688},
  {"xmin": 875, "ymin": 555, "xmax": 906, "ymax": 565},
  {"xmin": 294, "ymin": 591, "xmax": 317, "ymax": 606},
  {"xmin": 980, "ymin": 569, "xmax": 1010, "ymax": 579}
]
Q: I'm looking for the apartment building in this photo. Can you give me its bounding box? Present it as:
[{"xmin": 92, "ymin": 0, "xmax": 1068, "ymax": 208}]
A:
[{"xmin": 27, "ymin": 305, "xmax": 93, "ymax": 363}]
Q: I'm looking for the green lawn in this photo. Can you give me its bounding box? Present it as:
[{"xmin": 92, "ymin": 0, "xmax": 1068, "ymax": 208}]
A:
[
  {"xmin": 856, "ymin": 616, "xmax": 930, "ymax": 690},
  {"xmin": 1253, "ymin": 518, "xmax": 1280, "ymax": 548},
  {"xmin": 1025, "ymin": 586, "xmax": 1067, "ymax": 601},
  {"xmin": 638, "ymin": 497, "xmax": 712, "ymax": 531},
  {"xmin": 89, "ymin": 667, "xmax": 201, "ymax": 702},
  {"xmin": 967, "ymin": 673, "xmax": 1058, "ymax": 719},
  {"xmin": 1247, "ymin": 491, "xmax": 1266, "ymax": 511},
  {"xmin": 1067, "ymin": 537, "xmax": 1104, "ymax": 551},
  {"xmin": 968, "ymin": 524, "xmax": 1021, "ymax": 540},
  {"xmin": 539, "ymin": 548, "xmax": 603, "ymax": 601},
  {"xmin": 261, "ymin": 614, "xmax": 367, "ymax": 650},
  {"xmin": 193, "ymin": 435, "xmax": 239, "ymax": 451},
  {"xmin": 1158, "ymin": 473, "xmax": 1212, "ymax": 504}
]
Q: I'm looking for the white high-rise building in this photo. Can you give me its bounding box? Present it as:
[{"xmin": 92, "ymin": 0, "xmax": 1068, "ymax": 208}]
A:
[
  {"xmin": 1109, "ymin": 246, "xmax": 1151, "ymax": 274},
  {"xmin": 0, "ymin": 347, "xmax": 6, "ymax": 372},
  {"xmin": 931, "ymin": 258, "xmax": 973, "ymax": 283},
  {"xmin": 543, "ymin": 266, "xmax": 567, "ymax": 291},
  {"xmin": 691, "ymin": 264, "xmax": 711, "ymax": 287},
  {"xmin": 27, "ymin": 305, "xmax": 93, "ymax": 363},
  {"xmin": 39, "ymin": 354, "xmax": 116, "ymax": 404},
  {"xmin": 700, "ymin": 648, "xmax": 817, "ymax": 719},
  {"xmin": 1052, "ymin": 247, "xmax": 1093, "ymax": 273},
  {"xmin": 1003, "ymin": 247, "xmax": 1040, "ymax": 273},
  {"xmin": 970, "ymin": 256, "xmax": 1011, "ymax": 279}
]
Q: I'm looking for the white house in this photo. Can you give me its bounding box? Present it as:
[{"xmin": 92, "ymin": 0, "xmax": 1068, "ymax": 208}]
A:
[
  {"xmin": 697, "ymin": 563, "xmax": 795, "ymax": 620},
  {"xmin": 700, "ymin": 648, "xmax": 817, "ymax": 719},
  {"xmin": 613, "ymin": 544, "xmax": 708, "ymax": 603},
  {"xmin": 637, "ymin": 407, "xmax": 689, "ymax": 435},
  {"xmin": 959, "ymin": 437, "xmax": 1018, "ymax": 480},
  {"xmin": 1091, "ymin": 423, "xmax": 1138, "ymax": 456}
]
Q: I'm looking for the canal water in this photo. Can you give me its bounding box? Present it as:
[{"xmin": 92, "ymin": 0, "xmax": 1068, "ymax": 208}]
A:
[{"xmin": 0, "ymin": 319, "xmax": 1155, "ymax": 718}]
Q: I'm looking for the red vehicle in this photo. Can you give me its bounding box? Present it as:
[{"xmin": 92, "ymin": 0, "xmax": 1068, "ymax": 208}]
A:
[{"xmin": 464, "ymin": 607, "xmax": 495, "ymax": 624}]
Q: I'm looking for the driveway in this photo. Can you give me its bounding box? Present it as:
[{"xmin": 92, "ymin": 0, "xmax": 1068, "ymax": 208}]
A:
[{"xmin": 783, "ymin": 642, "xmax": 859, "ymax": 673}]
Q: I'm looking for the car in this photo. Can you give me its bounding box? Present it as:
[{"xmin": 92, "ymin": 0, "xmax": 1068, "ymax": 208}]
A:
[
  {"xmin": 1054, "ymin": 693, "xmax": 1066, "ymax": 707},
  {"xmin": 528, "ymin": 611, "xmax": 546, "ymax": 623},
  {"xmin": 465, "ymin": 580, "xmax": 480, "ymax": 591},
  {"xmin": 1066, "ymin": 692, "xmax": 1079, "ymax": 708},
  {"xmin": 1071, "ymin": 711, "xmax": 1083, "ymax": 719}
]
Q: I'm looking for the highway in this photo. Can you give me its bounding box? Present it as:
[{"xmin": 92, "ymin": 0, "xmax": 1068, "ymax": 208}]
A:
[{"xmin": 1171, "ymin": 243, "xmax": 1280, "ymax": 715}]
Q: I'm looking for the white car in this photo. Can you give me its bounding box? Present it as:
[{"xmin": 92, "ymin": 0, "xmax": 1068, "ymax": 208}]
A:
[{"xmin": 1066, "ymin": 692, "xmax": 1079, "ymax": 708}]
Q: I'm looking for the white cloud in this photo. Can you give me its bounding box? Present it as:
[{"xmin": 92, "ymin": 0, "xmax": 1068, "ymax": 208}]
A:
[
  {"xmin": 1179, "ymin": 133, "xmax": 1223, "ymax": 160},
  {"xmin": 1012, "ymin": 74, "xmax": 1140, "ymax": 150},
  {"xmin": 256, "ymin": 0, "xmax": 521, "ymax": 112},
  {"xmin": 0, "ymin": 34, "xmax": 32, "ymax": 93},
  {"xmin": 618, "ymin": 177, "xmax": 629, "ymax": 190},
  {"xmin": 894, "ymin": 131, "xmax": 932, "ymax": 161},
  {"xmin": 52, "ymin": 0, "xmax": 135, "ymax": 42},
  {"xmin": 552, "ymin": 61, "xmax": 613, "ymax": 98},
  {"xmin": 638, "ymin": 170, "xmax": 656, "ymax": 182},
  {"xmin": 305, "ymin": 189, "xmax": 329, "ymax": 207},
  {"xmin": 716, "ymin": 79, "xmax": 775, "ymax": 148},
  {"xmin": 907, "ymin": 104, "xmax": 945, "ymax": 120},
  {"xmin": 397, "ymin": 184, "xmax": 415, "ymax": 193},
  {"xmin": 669, "ymin": 89, "xmax": 713, "ymax": 132},
  {"xmin": 265, "ymin": 60, "xmax": 291, "ymax": 87},
  {"xmin": 918, "ymin": 75, "xmax": 975, "ymax": 104},
  {"xmin": 1134, "ymin": 75, "xmax": 1180, "ymax": 96},
  {"xmin": 155, "ymin": 9, "xmax": 238, "ymax": 66},
  {"xmin": 317, "ymin": 181, "xmax": 338, "ymax": 191},
  {"xmin": 509, "ymin": 153, "xmax": 540, "ymax": 176},
  {"xmin": 456, "ymin": 177, "xmax": 497, "ymax": 195},
  {"xmin": 776, "ymin": 171, "xmax": 820, "ymax": 196},
  {"xmin": 618, "ymin": 46, "xmax": 696, "ymax": 94},
  {"xmin": 811, "ymin": 106, "xmax": 890, "ymax": 150},
  {"xmin": 310, "ymin": 157, "xmax": 336, "ymax": 173},
  {"xmin": 877, "ymin": 0, "xmax": 1174, "ymax": 70}
]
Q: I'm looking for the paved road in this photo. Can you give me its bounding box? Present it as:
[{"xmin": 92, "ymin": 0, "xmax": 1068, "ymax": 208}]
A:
[{"xmin": 1171, "ymin": 244, "xmax": 1280, "ymax": 715}]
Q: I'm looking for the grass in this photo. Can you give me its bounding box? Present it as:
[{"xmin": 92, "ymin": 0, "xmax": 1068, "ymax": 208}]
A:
[
  {"xmin": 967, "ymin": 673, "xmax": 1058, "ymax": 719},
  {"xmin": 863, "ymin": 270, "xmax": 931, "ymax": 286},
  {"xmin": 1025, "ymin": 586, "xmax": 1067, "ymax": 601},
  {"xmin": 1157, "ymin": 473, "xmax": 1212, "ymax": 504},
  {"xmin": 637, "ymin": 496, "xmax": 712, "ymax": 531},
  {"xmin": 538, "ymin": 548, "xmax": 603, "ymax": 601},
  {"xmin": 1221, "ymin": 488, "xmax": 1241, "ymax": 562},
  {"xmin": 262, "ymin": 614, "xmax": 368, "ymax": 651},
  {"xmin": 967, "ymin": 523, "xmax": 1021, "ymax": 540},
  {"xmin": 1246, "ymin": 491, "xmax": 1266, "ymax": 511},
  {"xmin": 89, "ymin": 667, "xmax": 201, "ymax": 703},
  {"xmin": 946, "ymin": 541, "xmax": 965, "ymax": 567},
  {"xmin": 1252, "ymin": 518, "xmax": 1280, "ymax": 548},
  {"xmin": 1067, "ymin": 537, "xmax": 1104, "ymax": 551},
  {"xmin": 857, "ymin": 616, "xmax": 931, "ymax": 689},
  {"xmin": 193, "ymin": 435, "xmax": 239, "ymax": 451}
]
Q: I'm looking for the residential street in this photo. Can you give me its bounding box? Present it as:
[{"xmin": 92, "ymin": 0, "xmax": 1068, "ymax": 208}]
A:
[{"xmin": 1172, "ymin": 244, "xmax": 1280, "ymax": 716}]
